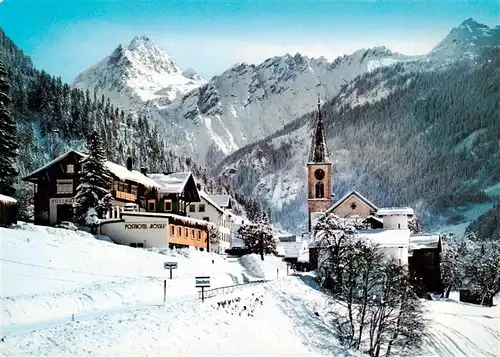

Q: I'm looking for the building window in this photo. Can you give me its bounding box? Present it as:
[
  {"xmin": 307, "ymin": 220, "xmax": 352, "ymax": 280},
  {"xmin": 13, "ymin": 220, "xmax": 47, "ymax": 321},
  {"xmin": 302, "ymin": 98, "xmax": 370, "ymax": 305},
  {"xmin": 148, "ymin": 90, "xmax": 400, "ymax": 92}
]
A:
[
  {"xmin": 118, "ymin": 182, "xmax": 124, "ymax": 192},
  {"xmin": 315, "ymin": 181, "xmax": 324, "ymax": 198},
  {"xmin": 33, "ymin": 183, "xmax": 38, "ymax": 194},
  {"xmin": 189, "ymin": 204, "xmax": 196, "ymax": 212},
  {"xmin": 184, "ymin": 228, "xmax": 189, "ymax": 237},
  {"xmin": 124, "ymin": 183, "xmax": 129, "ymax": 192},
  {"xmin": 178, "ymin": 227, "xmax": 182, "ymax": 237},
  {"xmin": 398, "ymin": 223, "xmax": 401, "ymax": 229},
  {"xmin": 147, "ymin": 199, "xmax": 156, "ymax": 211},
  {"xmin": 56, "ymin": 179, "xmax": 73, "ymax": 194},
  {"xmin": 113, "ymin": 181, "xmax": 119, "ymax": 191},
  {"xmin": 203, "ymin": 217, "xmax": 210, "ymax": 222},
  {"xmin": 66, "ymin": 164, "xmax": 74, "ymax": 174},
  {"xmin": 197, "ymin": 230, "xmax": 201, "ymax": 240},
  {"xmin": 131, "ymin": 185, "xmax": 138, "ymax": 197},
  {"xmin": 164, "ymin": 199, "xmax": 172, "ymax": 212},
  {"xmin": 191, "ymin": 229, "xmax": 195, "ymax": 239},
  {"xmin": 170, "ymin": 225, "xmax": 175, "ymax": 236},
  {"xmin": 41, "ymin": 210, "xmax": 49, "ymax": 220},
  {"xmin": 179, "ymin": 199, "xmax": 184, "ymax": 212},
  {"xmin": 199, "ymin": 204, "xmax": 206, "ymax": 212}
]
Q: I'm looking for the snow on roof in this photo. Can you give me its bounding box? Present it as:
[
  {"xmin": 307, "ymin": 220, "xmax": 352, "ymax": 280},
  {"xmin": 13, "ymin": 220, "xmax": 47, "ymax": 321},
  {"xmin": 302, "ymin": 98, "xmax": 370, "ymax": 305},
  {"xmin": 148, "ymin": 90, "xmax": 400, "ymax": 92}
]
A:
[
  {"xmin": 22, "ymin": 150, "xmax": 160, "ymax": 189},
  {"xmin": 121, "ymin": 211, "xmax": 216, "ymax": 228},
  {"xmin": 362, "ymin": 215, "xmax": 383, "ymax": 223},
  {"xmin": 208, "ymin": 194, "xmax": 231, "ymax": 208},
  {"xmin": 0, "ymin": 194, "xmax": 17, "ymax": 204},
  {"xmin": 148, "ymin": 172, "xmax": 192, "ymax": 194},
  {"xmin": 377, "ymin": 207, "xmax": 414, "ymax": 216},
  {"xmin": 227, "ymin": 210, "xmax": 251, "ymax": 224},
  {"xmin": 327, "ymin": 190, "xmax": 378, "ymax": 213},
  {"xmin": 104, "ymin": 161, "xmax": 160, "ymax": 189},
  {"xmin": 409, "ymin": 234, "xmax": 441, "ymax": 251},
  {"xmin": 358, "ymin": 229, "xmax": 410, "ymax": 247},
  {"xmin": 198, "ymin": 191, "xmax": 224, "ymax": 213},
  {"xmin": 22, "ymin": 151, "xmax": 79, "ymax": 180}
]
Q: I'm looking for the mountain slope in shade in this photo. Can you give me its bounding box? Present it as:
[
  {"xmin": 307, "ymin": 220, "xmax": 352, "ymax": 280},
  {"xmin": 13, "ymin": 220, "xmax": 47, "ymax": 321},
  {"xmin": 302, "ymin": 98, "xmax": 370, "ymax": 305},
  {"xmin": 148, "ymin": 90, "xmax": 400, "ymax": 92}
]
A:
[
  {"xmin": 430, "ymin": 18, "xmax": 500, "ymax": 59},
  {"xmin": 73, "ymin": 36, "xmax": 206, "ymax": 108}
]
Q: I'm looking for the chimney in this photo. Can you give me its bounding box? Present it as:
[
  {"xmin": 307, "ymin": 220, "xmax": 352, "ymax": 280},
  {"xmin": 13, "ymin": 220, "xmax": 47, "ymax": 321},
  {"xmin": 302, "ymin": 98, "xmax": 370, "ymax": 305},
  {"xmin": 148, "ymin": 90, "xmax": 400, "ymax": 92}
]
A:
[
  {"xmin": 140, "ymin": 167, "xmax": 147, "ymax": 176},
  {"xmin": 126, "ymin": 157, "xmax": 133, "ymax": 171}
]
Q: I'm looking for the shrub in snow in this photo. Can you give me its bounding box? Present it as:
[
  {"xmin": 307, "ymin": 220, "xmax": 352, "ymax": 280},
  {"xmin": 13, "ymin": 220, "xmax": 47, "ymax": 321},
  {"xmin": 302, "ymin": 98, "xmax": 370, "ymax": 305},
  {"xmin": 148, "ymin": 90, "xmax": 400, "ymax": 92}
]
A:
[
  {"xmin": 73, "ymin": 130, "xmax": 113, "ymax": 231},
  {"xmin": 237, "ymin": 213, "xmax": 277, "ymax": 260}
]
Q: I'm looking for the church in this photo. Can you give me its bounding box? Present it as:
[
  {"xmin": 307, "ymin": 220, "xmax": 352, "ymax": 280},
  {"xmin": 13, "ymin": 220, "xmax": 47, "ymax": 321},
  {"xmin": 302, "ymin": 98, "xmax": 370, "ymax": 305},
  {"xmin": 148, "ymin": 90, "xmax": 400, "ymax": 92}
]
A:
[{"xmin": 305, "ymin": 97, "xmax": 442, "ymax": 295}]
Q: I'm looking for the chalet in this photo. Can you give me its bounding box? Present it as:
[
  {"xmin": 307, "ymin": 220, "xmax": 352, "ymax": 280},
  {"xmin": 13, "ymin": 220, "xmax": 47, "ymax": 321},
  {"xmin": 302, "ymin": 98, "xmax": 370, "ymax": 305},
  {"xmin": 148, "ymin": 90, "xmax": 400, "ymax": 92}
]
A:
[
  {"xmin": 21, "ymin": 150, "xmax": 159, "ymax": 226},
  {"xmin": 0, "ymin": 194, "xmax": 17, "ymax": 227},
  {"xmin": 186, "ymin": 190, "xmax": 231, "ymax": 253}
]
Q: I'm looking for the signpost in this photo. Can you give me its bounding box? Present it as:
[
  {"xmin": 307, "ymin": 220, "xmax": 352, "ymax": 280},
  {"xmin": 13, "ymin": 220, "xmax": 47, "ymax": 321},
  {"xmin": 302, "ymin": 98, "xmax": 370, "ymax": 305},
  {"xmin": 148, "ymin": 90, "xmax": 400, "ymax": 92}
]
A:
[
  {"xmin": 164, "ymin": 262, "xmax": 178, "ymax": 279},
  {"xmin": 163, "ymin": 262, "xmax": 178, "ymax": 304},
  {"xmin": 195, "ymin": 276, "xmax": 211, "ymax": 302}
]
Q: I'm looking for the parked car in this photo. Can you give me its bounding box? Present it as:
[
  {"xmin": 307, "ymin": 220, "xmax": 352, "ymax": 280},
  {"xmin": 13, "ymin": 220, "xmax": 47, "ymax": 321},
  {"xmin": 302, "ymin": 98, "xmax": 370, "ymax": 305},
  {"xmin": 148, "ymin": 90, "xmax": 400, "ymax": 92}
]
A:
[{"xmin": 56, "ymin": 221, "xmax": 78, "ymax": 231}]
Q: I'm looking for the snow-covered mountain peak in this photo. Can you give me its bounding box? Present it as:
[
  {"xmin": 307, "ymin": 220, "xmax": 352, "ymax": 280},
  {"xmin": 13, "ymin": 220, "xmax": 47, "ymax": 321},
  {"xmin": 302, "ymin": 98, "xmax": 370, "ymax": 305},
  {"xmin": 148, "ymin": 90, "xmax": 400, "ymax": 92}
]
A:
[
  {"xmin": 74, "ymin": 36, "xmax": 206, "ymax": 108},
  {"xmin": 430, "ymin": 18, "xmax": 500, "ymax": 59}
]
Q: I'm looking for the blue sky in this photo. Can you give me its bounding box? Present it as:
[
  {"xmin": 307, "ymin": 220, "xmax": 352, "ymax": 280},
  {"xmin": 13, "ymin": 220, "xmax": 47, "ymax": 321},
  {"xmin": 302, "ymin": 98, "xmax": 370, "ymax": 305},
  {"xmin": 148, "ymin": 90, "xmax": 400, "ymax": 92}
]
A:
[{"xmin": 0, "ymin": 0, "xmax": 498, "ymax": 82}]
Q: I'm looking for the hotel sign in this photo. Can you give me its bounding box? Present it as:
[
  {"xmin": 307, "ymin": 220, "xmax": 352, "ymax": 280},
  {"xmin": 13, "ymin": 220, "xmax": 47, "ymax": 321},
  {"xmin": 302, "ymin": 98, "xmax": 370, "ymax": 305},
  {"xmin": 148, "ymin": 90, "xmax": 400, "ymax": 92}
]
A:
[
  {"xmin": 50, "ymin": 198, "xmax": 74, "ymax": 204},
  {"xmin": 124, "ymin": 223, "xmax": 168, "ymax": 230}
]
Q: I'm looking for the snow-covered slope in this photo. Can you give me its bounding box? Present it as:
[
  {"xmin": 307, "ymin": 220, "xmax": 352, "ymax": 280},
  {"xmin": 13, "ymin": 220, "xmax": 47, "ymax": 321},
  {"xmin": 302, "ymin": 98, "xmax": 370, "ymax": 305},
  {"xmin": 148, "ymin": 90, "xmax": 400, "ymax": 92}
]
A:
[
  {"xmin": 73, "ymin": 36, "xmax": 206, "ymax": 108},
  {"xmin": 0, "ymin": 223, "xmax": 272, "ymax": 332},
  {"xmin": 74, "ymin": 39, "xmax": 409, "ymax": 163}
]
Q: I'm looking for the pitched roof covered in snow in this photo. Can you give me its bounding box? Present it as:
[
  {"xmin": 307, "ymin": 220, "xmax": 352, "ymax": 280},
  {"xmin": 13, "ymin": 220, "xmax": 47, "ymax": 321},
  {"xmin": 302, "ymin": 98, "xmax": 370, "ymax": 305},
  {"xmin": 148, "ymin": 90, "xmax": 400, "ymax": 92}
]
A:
[
  {"xmin": 327, "ymin": 190, "xmax": 378, "ymax": 213},
  {"xmin": 148, "ymin": 172, "xmax": 192, "ymax": 193},
  {"xmin": 199, "ymin": 191, "xmax": 225, "ymax": 214},
  {"xmin": 22, "ymin": 150, "xmax": 160, "ymax": 189},
  {"xmin": 358, "ymin": 229, "xmax": 411, "ymax": 247},
  {"xmin": 377, "ymin": 207, "xmax": 414, "ymax": 216},
  {"xmin": 0, "ymin": 194, "xmax": 17, "ymax": 204},
  {"xmin": 409, "ymin": 234, "xmax": 441, "ymax": 251},
  {"xmin": 208, "ymin": 194, "xmax": 232, "ymax": 208},
  {"xmin": 277, "ymin": 241, "xmax": 308, "ymax": 258}
]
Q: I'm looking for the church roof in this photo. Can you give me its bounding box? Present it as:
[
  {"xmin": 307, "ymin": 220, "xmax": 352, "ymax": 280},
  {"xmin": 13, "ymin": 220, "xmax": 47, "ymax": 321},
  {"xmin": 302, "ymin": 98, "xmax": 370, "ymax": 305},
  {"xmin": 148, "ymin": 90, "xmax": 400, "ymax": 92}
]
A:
[
  {"xmin": 327, "ymin": 190, "xmax": 379, "ymax": 213},
  {"xmin": 308, "ymin": 97, "xmax": 330, "ymax": 163}
]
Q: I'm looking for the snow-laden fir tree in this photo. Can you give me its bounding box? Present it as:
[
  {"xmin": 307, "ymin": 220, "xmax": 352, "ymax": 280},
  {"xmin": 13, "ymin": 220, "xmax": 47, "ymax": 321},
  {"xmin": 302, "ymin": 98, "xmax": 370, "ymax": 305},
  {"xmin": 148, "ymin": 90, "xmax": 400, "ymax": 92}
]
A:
[
  {"xmin": 73, "ymin": 130, "xmax": 113, "ymax": 232},
  {"xmin": 237, "ymin": 213, "xmax": 277, "ymax": 260},
  {"xmin": 0, "ymin": 57, "xmax": 18, "ymax": 197}
]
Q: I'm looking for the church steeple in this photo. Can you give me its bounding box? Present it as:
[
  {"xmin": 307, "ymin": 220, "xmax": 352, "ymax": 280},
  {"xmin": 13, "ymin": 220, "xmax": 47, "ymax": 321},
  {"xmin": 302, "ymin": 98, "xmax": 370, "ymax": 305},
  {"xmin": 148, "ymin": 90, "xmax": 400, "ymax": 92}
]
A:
[
  {"xmin": 309, "ymin": 96, "xmax": 330, "ymax": 163},
  {"xmin": 306, "ymin": 95, "xmax": 333, "ymax": 232}
]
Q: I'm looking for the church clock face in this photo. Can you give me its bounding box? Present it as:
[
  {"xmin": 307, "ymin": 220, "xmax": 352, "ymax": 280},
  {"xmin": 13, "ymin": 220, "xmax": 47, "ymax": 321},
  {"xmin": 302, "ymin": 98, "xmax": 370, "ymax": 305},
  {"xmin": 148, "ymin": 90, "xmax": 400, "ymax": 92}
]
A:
[{"xmin": 314, "ymin": 169, "xmax": 325, "ymax": 180}]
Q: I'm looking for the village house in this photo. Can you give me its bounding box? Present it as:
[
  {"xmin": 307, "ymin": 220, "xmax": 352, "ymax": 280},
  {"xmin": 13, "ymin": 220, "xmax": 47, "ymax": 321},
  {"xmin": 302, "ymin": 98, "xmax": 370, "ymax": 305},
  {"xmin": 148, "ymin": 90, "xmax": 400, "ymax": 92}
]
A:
[
  {"xmin": 186, "ymin": 190, "xmax": 232, "ymax": 253},
  {"xmin": 305, "ymin": 98, "xmax": 442, "ymax": 294},
  {"xmin": 22, "ymin": 150, "xmax": 159, "ymax": 225}
]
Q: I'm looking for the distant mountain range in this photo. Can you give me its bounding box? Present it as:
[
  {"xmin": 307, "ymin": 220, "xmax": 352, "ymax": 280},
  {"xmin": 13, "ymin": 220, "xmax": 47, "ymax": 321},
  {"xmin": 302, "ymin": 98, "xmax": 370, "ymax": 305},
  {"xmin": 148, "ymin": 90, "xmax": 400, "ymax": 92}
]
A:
[{"xmin": 2, "ymin": 18, "xmax": 499, "ymax": 231}]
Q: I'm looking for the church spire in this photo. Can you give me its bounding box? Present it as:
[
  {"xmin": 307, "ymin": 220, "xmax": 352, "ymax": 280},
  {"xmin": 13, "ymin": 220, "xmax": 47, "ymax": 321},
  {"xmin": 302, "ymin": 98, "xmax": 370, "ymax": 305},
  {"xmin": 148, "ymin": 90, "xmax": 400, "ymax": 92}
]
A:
[{"xmin": 309, "ymin": 95, "xmax": 330, "ymax": 163}]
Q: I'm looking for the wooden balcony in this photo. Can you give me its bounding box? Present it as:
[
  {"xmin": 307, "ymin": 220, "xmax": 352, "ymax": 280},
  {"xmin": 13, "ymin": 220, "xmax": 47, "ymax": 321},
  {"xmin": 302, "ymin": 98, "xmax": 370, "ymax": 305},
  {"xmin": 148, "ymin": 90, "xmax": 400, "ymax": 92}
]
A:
[{"xmin": 115, "ymin": 190, "xmax": 137, "ymax": 202}]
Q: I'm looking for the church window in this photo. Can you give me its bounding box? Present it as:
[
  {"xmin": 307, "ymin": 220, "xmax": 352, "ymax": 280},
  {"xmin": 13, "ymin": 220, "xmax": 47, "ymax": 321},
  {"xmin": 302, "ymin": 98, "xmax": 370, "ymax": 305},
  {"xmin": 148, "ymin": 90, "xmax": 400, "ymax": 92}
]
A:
[
  {"xmin": 350, "ymin": 202, "xmax": 357, "ymax": 210},
  {"xmin": 315, "ymin": 182, "xmax": 324, "ymax": 198}
]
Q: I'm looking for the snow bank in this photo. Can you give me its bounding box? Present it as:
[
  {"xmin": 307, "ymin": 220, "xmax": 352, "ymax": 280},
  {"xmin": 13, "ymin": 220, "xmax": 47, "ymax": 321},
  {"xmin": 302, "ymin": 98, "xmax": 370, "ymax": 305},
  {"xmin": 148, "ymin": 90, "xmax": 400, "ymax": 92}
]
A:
[
  {"xmin": 239, "ymin": 254, "xmax": 287, "ymax": 280},
  {"xmin": 1, "ymin": 223, "xmax": 258, "ymax": 331}
]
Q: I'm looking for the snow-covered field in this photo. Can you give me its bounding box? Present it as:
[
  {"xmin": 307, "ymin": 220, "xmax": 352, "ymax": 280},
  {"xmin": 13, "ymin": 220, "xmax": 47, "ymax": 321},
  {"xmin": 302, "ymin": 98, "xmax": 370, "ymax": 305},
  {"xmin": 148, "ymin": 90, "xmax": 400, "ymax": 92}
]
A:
[
  {"xmin": 1, "ymin": 223, "xmax": 268, "ymax": 332},
  {"xmin": 1, "ymin": 223, "xmax": 498, "ymax": 356}
]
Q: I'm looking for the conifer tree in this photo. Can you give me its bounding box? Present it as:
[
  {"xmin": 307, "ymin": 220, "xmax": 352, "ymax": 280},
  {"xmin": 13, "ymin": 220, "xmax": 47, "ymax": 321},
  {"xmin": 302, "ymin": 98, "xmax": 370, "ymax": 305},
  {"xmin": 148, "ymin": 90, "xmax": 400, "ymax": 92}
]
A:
[
  {"xmin": 0, "ymin": 57, "xmax": 18, "ymax": 197},
  {"xmin": 73, "ymin": 130, "xmax": 113, "ymax": 231},
  {"xmin": 237, "ymin": 212, "xmax": 277, "ymax": 260}
]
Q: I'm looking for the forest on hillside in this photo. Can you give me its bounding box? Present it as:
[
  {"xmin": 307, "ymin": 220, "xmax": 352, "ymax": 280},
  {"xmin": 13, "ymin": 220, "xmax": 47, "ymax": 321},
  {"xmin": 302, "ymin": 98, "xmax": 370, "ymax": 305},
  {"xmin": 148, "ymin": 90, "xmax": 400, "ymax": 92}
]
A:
[
  {"xmin": 218, "ymin": 47, "xmax": 500, "ymax": 230},
  {"xmin": 0, "ymin": 28, "xmax": 263, "ymax": 220}
]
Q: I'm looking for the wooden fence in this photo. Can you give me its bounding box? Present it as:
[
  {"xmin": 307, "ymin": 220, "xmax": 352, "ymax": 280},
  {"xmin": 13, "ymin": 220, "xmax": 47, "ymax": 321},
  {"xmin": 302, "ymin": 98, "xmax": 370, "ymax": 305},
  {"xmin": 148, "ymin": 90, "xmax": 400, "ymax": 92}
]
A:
[{"xmin": 198, "ymin": 280, "xmax": 269, "ymax": 300}]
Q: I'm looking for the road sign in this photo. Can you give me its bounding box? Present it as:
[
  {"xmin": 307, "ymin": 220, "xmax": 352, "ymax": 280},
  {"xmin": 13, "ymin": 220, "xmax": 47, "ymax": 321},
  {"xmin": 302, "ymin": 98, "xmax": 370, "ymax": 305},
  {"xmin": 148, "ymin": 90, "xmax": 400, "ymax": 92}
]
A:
[
  {"xmin": 164, "ymin": 262, "xmax": 178, "ymax": 269},
  {"xmin": 195, "ymin": 276, "xmax": 210, "ymax": 288}
]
